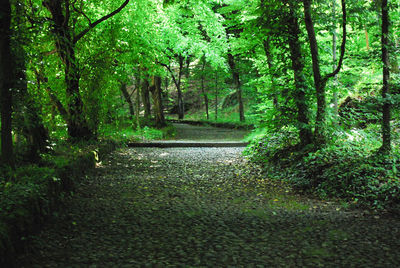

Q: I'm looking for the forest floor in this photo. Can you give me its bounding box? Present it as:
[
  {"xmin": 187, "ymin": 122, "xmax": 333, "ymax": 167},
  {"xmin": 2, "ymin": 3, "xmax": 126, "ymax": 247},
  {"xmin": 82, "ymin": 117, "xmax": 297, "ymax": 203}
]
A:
[{"xmin": 17, "ymin": 124, "xmax": 400, "ymax": 267}]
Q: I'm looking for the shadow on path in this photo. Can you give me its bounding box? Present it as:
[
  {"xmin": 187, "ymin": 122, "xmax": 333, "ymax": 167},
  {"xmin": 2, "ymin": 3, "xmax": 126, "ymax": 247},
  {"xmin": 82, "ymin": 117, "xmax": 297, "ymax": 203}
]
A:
[{"xmin": 16, "ymin": 125, "xmax": 400, "ymax": 267}]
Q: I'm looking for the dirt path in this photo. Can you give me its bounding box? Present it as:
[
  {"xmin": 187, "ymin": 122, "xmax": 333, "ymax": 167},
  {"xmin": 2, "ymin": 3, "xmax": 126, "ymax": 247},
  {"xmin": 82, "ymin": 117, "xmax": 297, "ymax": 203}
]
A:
[{"xmin": 17, "ymin": 125, "xmax": 400, "ymax": 267}]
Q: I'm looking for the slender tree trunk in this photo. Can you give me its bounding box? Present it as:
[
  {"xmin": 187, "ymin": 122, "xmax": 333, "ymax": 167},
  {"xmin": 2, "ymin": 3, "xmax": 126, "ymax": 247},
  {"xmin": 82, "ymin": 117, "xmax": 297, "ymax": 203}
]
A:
[
  {"xmin": 381, "ymin": 0, "xmax": 391, "ymax": 153},
  {"xmin": 136, "ymin": 79, "xmax": 141, "ymax": 129},
  {"xmin": 200, "ymin": 58, "xmax": 209, "ymax": 120},
  {"xmin": 134, "ymin": 73, "xmax": 141, "ymax": 128},
  {"xmin": 120, "ymin": 82, "xmax": 135, "ymax": 121},
  {"xmin": 177, "ymin": 56, "xmax": 184, "ymax": 119},
  {"xmin": 263, "ymin": 38, "xmax": 278, "ymax": 108},
  {"xmin": 227, "ymin": 53, "xmax": 245, "ymax": 122},
  {"xmin": 0, "ymin": 0, "xmax": 13, "ymax": 167},
  {"xmin": 149, "ymin": 76, "xmax": 166, "ymax": 128},
  {"xmin": 332, "ymin": 0, "xmax": 339, "ymax": 117},
  {"xmin": 303, "ymin": 0, "xmax": 326, "ymax": 145},
  {"xmin": 365, "ymin": 27, "xmax": 370, "ymax": 50},
  {"xmin": 141, "ymin": 77, "xmax": 151, "ymax": 119},
  {"xmin": 287, "ymin": 3, "xmax": 313, "ymax": 146},
  {"xmin": 303, "ymin": 0, "xmax": 347, "ymax": 146},
  {"xmin": 215, "ymin": 72, "xmax": 218, "ymax": 121}
]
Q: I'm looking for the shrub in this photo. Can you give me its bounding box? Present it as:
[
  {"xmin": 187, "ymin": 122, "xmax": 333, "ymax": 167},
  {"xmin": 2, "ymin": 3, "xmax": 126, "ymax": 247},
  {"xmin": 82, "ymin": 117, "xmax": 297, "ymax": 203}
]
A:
[{"xmin": 245, "ymin": 128, "xmax": 400, "ymax": 210}]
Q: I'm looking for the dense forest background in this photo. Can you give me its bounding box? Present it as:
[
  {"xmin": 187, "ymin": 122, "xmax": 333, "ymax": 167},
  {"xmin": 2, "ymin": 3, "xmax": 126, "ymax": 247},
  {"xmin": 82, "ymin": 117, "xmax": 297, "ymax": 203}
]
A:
[{"xmin": 1, "ymin": 0, "xmax": 400, "ymax": 213}]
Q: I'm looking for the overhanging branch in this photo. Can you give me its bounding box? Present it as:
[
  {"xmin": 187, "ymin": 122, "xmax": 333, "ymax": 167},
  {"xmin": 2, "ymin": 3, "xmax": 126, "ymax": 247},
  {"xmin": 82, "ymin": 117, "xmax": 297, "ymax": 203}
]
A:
[{"xmin": 73, "ymin": 0, "xmax": 130, "ymax": 44}]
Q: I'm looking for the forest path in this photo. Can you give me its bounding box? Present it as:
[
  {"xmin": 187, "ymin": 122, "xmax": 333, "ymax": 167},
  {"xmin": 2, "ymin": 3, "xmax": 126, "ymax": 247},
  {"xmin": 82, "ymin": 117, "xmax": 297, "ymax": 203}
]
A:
[
  {"xmin": 17, "ymin": 126, "xmax": 400, "ymax": 267},
  {"xmin": 171, "ymin": 123, "xmax": 249, "ymax": 141}
]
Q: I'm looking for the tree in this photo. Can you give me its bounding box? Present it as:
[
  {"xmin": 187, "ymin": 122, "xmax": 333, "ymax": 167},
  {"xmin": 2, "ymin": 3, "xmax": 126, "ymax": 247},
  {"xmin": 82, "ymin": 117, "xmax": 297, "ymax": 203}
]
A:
[
  {"xmin": 303, "ymin": 0, "xmax": 347, "ymax": 146},
  {"xmin": 42, "ymin": 0, "xmax": 130, "ymax": 140},
  {"xmin": 12, "ymin": 1, "xmax": 49, "ymax": 160},
  {"xmin": 0, "ymin": 0, "xmax": 14, "ymax": 167},
  {"xmin": 380, "ymin": 0, "xmax": 391, "ymax": 153},
  {"xmin": 149, "ymin": 76, "xmax": 166, "ymax": 128},
  {"xmin": 286, "ymin": 1, "xmax": 313, "ymax": 146}
]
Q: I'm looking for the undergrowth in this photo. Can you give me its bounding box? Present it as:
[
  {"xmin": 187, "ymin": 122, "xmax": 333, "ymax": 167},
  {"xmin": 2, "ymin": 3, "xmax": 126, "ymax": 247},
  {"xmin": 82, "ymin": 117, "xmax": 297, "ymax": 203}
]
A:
[{"xmin": 244, "ymin": 125, "xmax": 400, "ymax": 211}]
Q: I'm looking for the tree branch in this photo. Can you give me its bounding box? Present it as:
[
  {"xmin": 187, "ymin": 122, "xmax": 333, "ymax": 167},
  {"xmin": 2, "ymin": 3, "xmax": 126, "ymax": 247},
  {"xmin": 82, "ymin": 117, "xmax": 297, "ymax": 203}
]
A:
[
  {"xmin": 45, "ymin": 87, "xmax": 69, "ymax": 123},
  {"xmin": 160, "ymin": 62, "xmax": 179, "ymax": 89},
  {"xmin": 73, "ymin": 0, "xmax": 130, "ymax": 44},
  {"xmin": 324, "ymin": 0, "xmax": 346, "ymax": 81}
]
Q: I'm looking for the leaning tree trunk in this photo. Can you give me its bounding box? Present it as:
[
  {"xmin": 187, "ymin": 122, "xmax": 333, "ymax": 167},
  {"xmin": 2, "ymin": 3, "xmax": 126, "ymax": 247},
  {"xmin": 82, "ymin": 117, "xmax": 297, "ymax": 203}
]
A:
[
  {"xmin": 120, "ymin": 82, "xmax": 135, "ymax": 121},
  {"xmin": 380, "ymin": 0, "xmax": 391, "ymax": 153},
  {"xmin": 0, "ymin": 0, "xmax": 14, "ymax": 167},
  {"xmin": 149, "ymin": 76, "xmax": 166, "ymax": 128},
  {"xmin": 287, "ymin": 3, "xmax": 313, "ymax": 146},
  {"xmin": 227, "ymin": 53, "xmax": 245, "ymax": 122}
]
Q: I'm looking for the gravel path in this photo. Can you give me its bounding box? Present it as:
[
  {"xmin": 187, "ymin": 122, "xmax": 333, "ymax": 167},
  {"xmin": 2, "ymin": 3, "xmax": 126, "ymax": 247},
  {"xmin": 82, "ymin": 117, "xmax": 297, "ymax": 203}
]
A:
[
  {"xmin": 171, "ymin": 123, "xmax": 249, "ymax": 141},
  {"xmin": 17, "ymin": 145, "xmax": 400, "ymax": 267}
]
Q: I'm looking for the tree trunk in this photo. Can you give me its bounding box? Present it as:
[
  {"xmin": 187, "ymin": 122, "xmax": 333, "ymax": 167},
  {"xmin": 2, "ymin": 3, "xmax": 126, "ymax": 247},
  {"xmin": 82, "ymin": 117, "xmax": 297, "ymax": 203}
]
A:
[
  {"xmin": 215, "ymin": 72, "xmax": 218, "ymax": 121},
  {"xmin": 227, "ymin": 53, "xmax": 245, "ymax": 122},
  {"xmin": 263, "ymin": 37, "xmax": 278, "ymax": 108},
  {"xmin": 303, "ymin": 0, "xmax": 326, "ymax": 145},
  {"xmin": 332, "ymin": 0, "xmax": 339, "ymax": 117},
  {"xmin": 380, "ymin": 0, "xmax": 391, "ymax": 153},
  {"xmin": 13, "ymin": 2, "xmax": 49, "ymax": 160},
  {"xmin": 149, "ymin": 76, "xmax": 166, "ymax": 128},
  {"xmin": 177, "ymin": 55, "xmax": 184, "ymax": 119},
  {"xmin": 43, "ymin": 1, "xmax": 92, "ymax": 140},
  {"xmin": 120, "ymin": 82, "xmax": 135, "ymax": 121},
  {"xmin": 365, "ymin": 27, "xmax": 370, "ymax": 50},
  {"xmin": 136, "ymin": 78, "xmax": 141, "ymax": 129},
  {"xmin": 287, "ymin": 3, "xmax": 313, "ymax": 146},
  {"xmin": 141, "ymin": 78, "xmax": 151, "ymax": 119},
  {"xmin": 0, "ymin": 0, "xmax": 14, "ymax": 167},
  {"xmin": 303, "ymin": 0, "xmax": 347, "ymax": 146},
  {"xmin": 200, "ymin": 58, "xmax": 209, "ymax": 120}
]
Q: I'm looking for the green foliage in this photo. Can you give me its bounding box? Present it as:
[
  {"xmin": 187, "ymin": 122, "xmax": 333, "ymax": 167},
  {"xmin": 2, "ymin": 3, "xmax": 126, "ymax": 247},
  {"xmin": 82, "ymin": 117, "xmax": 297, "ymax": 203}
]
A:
[{"xmin": 246, "ymin": 127, "xmax": 400, "ymax": 210}]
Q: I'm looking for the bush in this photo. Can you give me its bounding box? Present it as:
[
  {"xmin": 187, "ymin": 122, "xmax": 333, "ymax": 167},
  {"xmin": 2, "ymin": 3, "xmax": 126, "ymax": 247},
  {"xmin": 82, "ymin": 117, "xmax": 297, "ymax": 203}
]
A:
[{"xmin": 245, "ymin": 128, "xmax": 400, "ymax": 210}]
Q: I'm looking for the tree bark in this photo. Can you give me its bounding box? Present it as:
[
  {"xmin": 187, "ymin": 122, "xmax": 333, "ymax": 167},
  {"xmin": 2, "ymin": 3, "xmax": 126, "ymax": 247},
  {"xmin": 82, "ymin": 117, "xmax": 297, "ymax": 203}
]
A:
[
  {"xmin": 13, "ymin": 2, "xmax": 49, "ymax": 160},
  {"xmin": 43, "ymin": 0, "xmax": 130, "ymax": 140},
  {"xmin": 120, "ymin": 82, "xmax": 135, "ymax": 121},
  {"xmin": 43, "ymin": 0, "xmax": 92, "ymax": 140},
  {"xmin": 200, "ymin": 58, "xmax": 209, "ymax": 120},
  {"xmin": 365, "ymin": 27, "xmax": 370, "ymax": 50},
  {"xmin": 149, "ymin": 76, "xmax": 166, "ymax": 128},
  {"xmin": 380, "ymin": 0, "xmax": 391, "ymax": 153},
  {"xmin": 303, "ymin": 0, "xmax": 347, "ymax": 146},
  {"xmin": 215, "ymin": 72, "xmax": 218, "ymax": 121},
  {"xmin": 227, "ymin": 53, "xmax": 245, "ymax": 122},
  {"xmin": 332, "ymin": 0, "xmax": 339, "ymax": 117},
  {"xmin": 176, "ymin": 56, "xmax": 184, "ymax": 119},
  {"xmin": 287, "ymin": 3, "xmax": 313, "ymax": 146},
  {"xmin": 136, "ymin": 77, "xmax": 141, "ymax": 129},
  {"xmin": 263, "ymin": 37, "xmax": 278, "ymax": 108},
  {"xmin": 141, "ymin": 77, "xmax": 151, "ymax": 119},
  {"xmin": 0, "ymin": 0, "xmax": 14, "ymax": 167}
]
